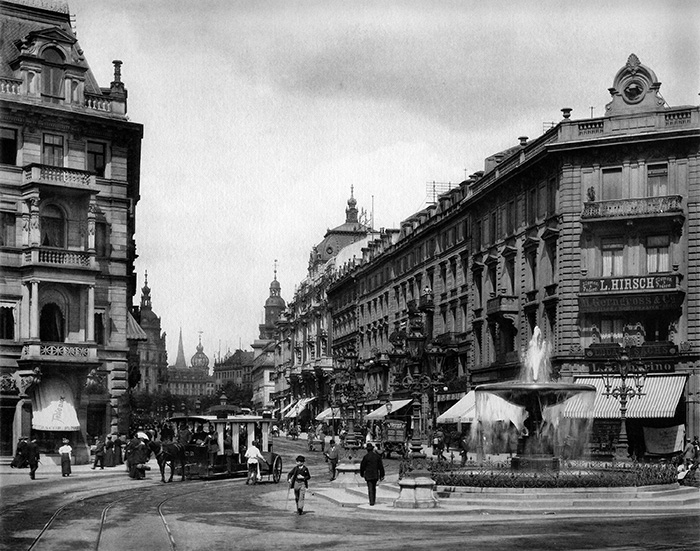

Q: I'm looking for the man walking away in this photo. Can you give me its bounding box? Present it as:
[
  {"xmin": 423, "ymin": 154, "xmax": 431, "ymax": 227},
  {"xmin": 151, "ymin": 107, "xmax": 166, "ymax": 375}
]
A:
[
  {"xmin": 287, "ymin": 455, "xmax": 311, "ymax": 515},
  {"xmin": 324, "ymin": 439, "xmax": 340, "ymax": 481},
  {"xmin": 92, "ymin": 436, "xmax": 105, "ymax": 469},
  {"xmin": 26, "ymin": 438, "xmax": 40, "ymax": 480},
  {"xmin": 359, "ymin": 443, "xmax": 384, "ymax": 506}
]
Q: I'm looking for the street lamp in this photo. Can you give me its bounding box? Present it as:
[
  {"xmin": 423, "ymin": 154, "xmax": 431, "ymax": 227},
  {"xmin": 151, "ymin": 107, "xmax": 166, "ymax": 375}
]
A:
[{"xmin": 601, "ymin": 348, "xmax": 647, "ymax": 462}]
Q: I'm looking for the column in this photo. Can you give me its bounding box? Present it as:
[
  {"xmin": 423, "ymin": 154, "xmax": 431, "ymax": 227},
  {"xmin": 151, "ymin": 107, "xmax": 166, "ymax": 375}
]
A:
[
  {"xmin": 30, "ymin": 279, "xmax": 39, "ymax": 339},
  {"xmin": 87, "ymin": 285, "xmax": 95, "ymax": 341}
]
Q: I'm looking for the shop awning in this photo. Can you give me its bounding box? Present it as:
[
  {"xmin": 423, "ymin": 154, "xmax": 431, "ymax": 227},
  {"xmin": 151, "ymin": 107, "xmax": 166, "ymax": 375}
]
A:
[
  {"xmin": 126, "ymin": 312, "xmax": 148, "ymax": 341},
  {"xmin": 564, "ymin": 375, "xmax": 687, "ymax": 419},
  {"xmin": 365, "ymin": 399, "xmax": 413, "ymax": 420},
  {"xmin": 437, "ymin": 391, "xmax": 474, "ymax": 424},
  {"xmin": 284, "ymin": 397, "xmax": 316, "ymax": 419},
  {"xmin": 31, "ymin": 377, "xmax": 80, "ymax": 431},
  {"xmin": 315, "ymin": 406, "xmax": 343, "ymax": 421},
  {"xmin": 280, "ymin": 401, "xmax": 296, "ymax": 416}
]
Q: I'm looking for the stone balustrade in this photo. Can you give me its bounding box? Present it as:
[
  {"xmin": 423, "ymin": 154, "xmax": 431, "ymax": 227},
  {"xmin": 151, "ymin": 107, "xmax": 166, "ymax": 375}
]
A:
[
  {"xmin": 23, "ymin": 163, "xmax": 95, "ymax": 187},
  {"xmin": 582, "ymin": 195, "xmax": 683, "ymax": 219}
]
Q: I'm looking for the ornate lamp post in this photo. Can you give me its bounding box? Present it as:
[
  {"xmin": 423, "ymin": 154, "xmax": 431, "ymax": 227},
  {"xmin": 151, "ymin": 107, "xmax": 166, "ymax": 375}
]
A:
[{"xmin": 601, "ymin": 348, "xmax": 647, "ymax": 462}]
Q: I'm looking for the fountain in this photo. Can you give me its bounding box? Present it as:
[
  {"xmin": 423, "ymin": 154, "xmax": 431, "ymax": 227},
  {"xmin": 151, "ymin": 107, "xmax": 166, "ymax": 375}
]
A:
[{"xmin": 474, "ymin": 327, "xmax": 596, "ymax": 471}]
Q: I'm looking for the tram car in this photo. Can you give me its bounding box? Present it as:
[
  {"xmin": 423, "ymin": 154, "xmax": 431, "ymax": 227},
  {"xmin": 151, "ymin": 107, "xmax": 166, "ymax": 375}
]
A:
[{"xmin": 166, "ymin": 414, "xmax": 283, "ymax": 482}]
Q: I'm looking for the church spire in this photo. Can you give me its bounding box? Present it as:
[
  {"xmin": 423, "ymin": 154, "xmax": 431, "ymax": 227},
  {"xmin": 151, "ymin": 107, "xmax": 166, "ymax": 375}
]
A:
[
  {"xmin": 345, "ymin": 185, "xmax": 358, "ymax": 223},
  {"xmin": 174, "ymin": 327, "xmax": 187, "ymax": 368}
]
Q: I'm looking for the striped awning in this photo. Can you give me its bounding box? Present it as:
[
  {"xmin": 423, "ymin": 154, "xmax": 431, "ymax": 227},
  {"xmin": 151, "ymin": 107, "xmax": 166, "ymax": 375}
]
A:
[
  {"xmin": 126, "ymin": 312, "xmax": 148, "ymax": 341},
  {"xmin": 315, "ymin": 406, "xmax": 343, "ymax": 421},
  {"xmin": 284, "ymin": 397, "xmax": 316, "ymax": 419},
  {"xmin": 365, "ymin": 399, "xmax": 413, "ymax": 420},
  {"xmin": 437, "ymin": 391, "xmax": 474, "ymax": 424},
  {"xmin": 564, "ymin": 375, "xmax": 687, "ymax": 419}
]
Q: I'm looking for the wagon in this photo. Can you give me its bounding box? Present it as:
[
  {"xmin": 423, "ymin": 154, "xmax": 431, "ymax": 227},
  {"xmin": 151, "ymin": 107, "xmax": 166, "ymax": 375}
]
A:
[{"xmin": 166, "ymin": 414, "xmax": 283, "ymax": 482}]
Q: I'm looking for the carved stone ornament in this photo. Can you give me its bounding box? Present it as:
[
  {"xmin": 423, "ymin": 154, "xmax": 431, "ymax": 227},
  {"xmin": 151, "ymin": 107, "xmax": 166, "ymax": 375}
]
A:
[
  {"xmin": 0, "ymin": 373, "xmax": 19, "ymax": 394},
  {"xmin": 606, "ymin": 54, "xmax": 666, "ymax": 115},
  {"xmin": 12, "ymin": 368, "xmax": 42, "ymax": 396}
]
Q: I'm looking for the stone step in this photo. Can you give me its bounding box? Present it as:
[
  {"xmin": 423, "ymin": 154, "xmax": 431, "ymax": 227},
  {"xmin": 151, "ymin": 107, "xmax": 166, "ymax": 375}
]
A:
[{"xmin": 436, "ymin": 483, "xmax": 697, "ymax": 499}]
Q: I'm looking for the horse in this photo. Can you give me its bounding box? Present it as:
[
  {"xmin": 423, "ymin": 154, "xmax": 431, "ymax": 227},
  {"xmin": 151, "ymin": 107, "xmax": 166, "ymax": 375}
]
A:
[{"xmin": 152, "ymin": 441, "xmax": 187, "ymax": 482}]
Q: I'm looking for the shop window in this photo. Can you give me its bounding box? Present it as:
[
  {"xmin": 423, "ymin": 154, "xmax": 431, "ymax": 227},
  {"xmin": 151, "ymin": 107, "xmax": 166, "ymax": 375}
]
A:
[
  {"xmin": 601, "ymin": 238, "xmax": 623, "ymax": 277},
  {"xmin": 646, "ymin": 235, "xmax": 670, "ymax": 273},
  {"xmin": 87, "ymin": 141, "xmax": 106, "ymax": 176},
  {"xmin": 41, "ymin": 204, "xmax": 65, "ymax": 248},
  {"xmin": 599, "ymin": 318, "xmax": 624, "ymax": 344},
  {"xmin": 642, "ymin": 315, "xmax": 670, "ymax": 342},
  {"xmin": 602, "ymin": 168, "xmax": 623, "ymax": 200},
  {"xmin": 647, "ymin": 164, "xmax": 668, "ymax": 197},
  {"xmin": 0, "ymin": 127, "xmax": 17, "ymax": 165},
  {"xmin": 43, "ymin": 133, "xmax": 64, "ymax": 166}
]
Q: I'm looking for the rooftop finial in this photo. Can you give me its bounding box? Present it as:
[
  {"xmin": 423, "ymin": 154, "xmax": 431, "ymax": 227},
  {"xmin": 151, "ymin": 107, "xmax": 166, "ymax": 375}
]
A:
[{"xmin": 274, "ymin": 259, "xmax": 278, "ymax": 281}]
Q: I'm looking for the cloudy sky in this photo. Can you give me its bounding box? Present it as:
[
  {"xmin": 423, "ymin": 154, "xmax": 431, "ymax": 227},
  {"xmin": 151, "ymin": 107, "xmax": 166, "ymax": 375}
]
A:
[{"xmin": 67, "ymin": 0, "xmax": 699, "ymax": 366}]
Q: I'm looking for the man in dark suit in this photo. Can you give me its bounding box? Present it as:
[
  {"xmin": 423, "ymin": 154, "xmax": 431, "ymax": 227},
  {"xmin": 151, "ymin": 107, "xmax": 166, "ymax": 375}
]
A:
[
  {"xmin": 26, "ymin": 438, "xmax": 40, "ymax": 480},
  {"xmin": 359, "ymin": 443, "xmax": 385, "ymax": 506}
]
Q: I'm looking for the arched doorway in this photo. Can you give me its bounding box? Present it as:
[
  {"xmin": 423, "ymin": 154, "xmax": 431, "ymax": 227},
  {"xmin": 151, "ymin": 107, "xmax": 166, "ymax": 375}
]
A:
[{"xmin": 40, "ymin": 302, "xmax": 64, "ymax": 342}]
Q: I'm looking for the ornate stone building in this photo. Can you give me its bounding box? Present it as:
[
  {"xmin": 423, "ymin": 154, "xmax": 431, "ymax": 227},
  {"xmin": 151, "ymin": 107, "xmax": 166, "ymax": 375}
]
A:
[
  {"xmin": 0, "ymin": 0, "xmax": 143, "ymax": 461},
  {"xmin": 213, "ymin": 348, "xmax": 254, "ymax": 389},
  {"xmin": 327, "ymin": 55, "xmax": 700, "ymax": 453},
  {"xmin": 132, "ymin": 273, "xmax": 168, "ymax": 393},
  {"xmin": 166, "ymin": 331, "xmax": 215, "ymax": 397}
]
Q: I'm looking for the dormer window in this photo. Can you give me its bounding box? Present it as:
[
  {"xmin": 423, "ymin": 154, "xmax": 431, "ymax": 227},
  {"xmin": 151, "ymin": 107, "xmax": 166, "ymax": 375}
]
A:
[{"xmin": 42, "ymin": 47, "xmax": 65, "ymax": 103}]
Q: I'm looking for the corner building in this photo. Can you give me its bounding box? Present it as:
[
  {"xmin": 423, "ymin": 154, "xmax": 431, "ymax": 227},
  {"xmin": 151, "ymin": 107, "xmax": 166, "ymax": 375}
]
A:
[{"xmin": 0, "ymin": 0, "xmax": 143, "ymax": 462}]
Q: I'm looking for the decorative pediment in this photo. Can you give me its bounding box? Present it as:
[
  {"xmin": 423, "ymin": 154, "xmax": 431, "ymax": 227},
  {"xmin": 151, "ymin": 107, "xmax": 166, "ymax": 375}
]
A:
[{"xmin": 606, "ymin": 54, "xmax": 666, "ymax": 115}]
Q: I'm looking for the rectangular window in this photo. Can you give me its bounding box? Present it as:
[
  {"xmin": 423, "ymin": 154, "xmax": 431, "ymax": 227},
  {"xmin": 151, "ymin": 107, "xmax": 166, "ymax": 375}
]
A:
[
  {"xmin": 43, "ymin": 133, "xmax": 64, "ymax": 167},
  {"xmin": 601, "ymin": 238, "xmax": 624, "ymax": 277},
  {"xmin": 602, "ymin": 168, "xmax": 623, "ymax": 200},
  {"xmin": 647, "ymin": 164, "xmax": 668, "ymax": 197},
  {"xmin": 0, "ymin": 212, "xmax": 15, "ymax": 247},
  {"xmin": 87, "ymin": 141, "xmax": 106, "ymax": 177},
  {"xmin": 94, "ymin": 312, "xmax": 105, "ymax": 345},
  {"xmin": 506, "ymin": 200, "xmax": 515, "ymax": 235},
  {"xmin": 0, "ymin": 305, "xmax": 15, "ymax": 340},
  {"xmin": 600, "ymin": 318, "xmax": 624, "ymax": 344},
  {"xmin": 489, "ymin": 212, "xmax": 497, "ymax": 245},
  {"xmin": 547, "ymin": 177, "xmax": 557, "ymax": 215},
  {"xmin": 646, "ymin": 235, "xmax": 670, "ymax": 273},
  {"xmin": 528, "ymin": 187, "xmax": 537, "ymax": 224},
  {"xmin": 0, "ymin": 127, "xmax": 17, "ymax": 165}
]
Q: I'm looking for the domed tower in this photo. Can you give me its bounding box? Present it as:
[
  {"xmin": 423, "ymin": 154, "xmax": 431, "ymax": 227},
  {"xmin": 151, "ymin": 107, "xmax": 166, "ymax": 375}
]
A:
[
  {"xmin": 190, "ymin": 334, "xmax": 210, "ymax": 372},
  {"xmin": 260, "ymin": 262, "xmax": 286, "ymax": 340},
  {"xmin": 134, "ymin": 272, "xmax": 168, "ymax": 391}
]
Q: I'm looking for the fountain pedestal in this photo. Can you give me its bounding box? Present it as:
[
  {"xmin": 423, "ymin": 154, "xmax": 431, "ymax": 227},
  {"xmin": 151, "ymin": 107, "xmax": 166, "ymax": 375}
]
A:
[{"xmin": 511, "ymin": 455, "xmax": 560, "ymax": 471}]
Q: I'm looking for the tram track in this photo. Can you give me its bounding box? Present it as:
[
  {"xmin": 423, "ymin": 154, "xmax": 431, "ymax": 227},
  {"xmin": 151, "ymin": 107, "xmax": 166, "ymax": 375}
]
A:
[{"xmin": 15, "ymin": 477, "xmax": 244, "ymax": 551}]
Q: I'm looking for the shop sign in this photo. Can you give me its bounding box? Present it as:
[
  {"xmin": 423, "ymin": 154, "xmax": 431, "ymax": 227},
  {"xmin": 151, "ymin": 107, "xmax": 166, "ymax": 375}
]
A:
[
  {"xmin": 589, "ymin": 361, "xmax": 676, "ymax": 373},
  {"xmin": 580, "ymin": 274, "xmax": 679, "ymax": 293},
  {"xmin": 579, "ymin": 292, "xmax": 684, "ymax": 312}
]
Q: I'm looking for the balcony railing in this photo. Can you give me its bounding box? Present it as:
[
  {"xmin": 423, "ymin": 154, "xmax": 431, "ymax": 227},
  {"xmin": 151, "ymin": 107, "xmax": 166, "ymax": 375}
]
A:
[
  {"xmin": 23, "ymin": 247, "xmax": 96, "ymax": 269},
  {"xmin": 21, "ymin": 341, "xmax": 98, "ymax": 361},
  {"xmin": 0, "ymin": 77, "xmax": 21, "ymax": 95},
  {"xmin": 486, "ymin": 295, "xmax": 519, "ymax": 317},
  {"xmin": 23, "ymin": 163, "xmax": 95, "ymax": 188},
  {"xmin": 581, "ymin": 195, "xmax": 683, "ymax": 220}
]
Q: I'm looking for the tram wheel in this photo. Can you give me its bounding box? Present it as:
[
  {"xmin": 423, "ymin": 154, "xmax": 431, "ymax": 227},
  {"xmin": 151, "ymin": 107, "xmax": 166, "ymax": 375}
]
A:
[{"xmin": 272, "ymin": 456, "xmax": 282, "ymax": 483}]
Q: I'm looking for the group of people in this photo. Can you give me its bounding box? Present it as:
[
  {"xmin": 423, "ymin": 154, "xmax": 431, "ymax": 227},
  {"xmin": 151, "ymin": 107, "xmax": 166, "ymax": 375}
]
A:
[{"xmin": 10, "ymin": 436, "xmax": 40, "ymax": 479}]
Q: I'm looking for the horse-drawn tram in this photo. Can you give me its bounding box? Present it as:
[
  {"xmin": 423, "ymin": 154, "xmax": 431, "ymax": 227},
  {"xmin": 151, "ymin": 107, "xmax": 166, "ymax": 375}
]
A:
[{"xmin": 164, "ymin": 414, "xmax": 283, "ymax": 482}]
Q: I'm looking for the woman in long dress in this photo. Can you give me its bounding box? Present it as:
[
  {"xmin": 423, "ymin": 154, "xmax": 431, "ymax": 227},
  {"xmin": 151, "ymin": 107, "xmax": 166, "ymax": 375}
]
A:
[
  {"xmin": 104, "ymin": 435, "xmax": 115, "ymax": 467},
  {"xmin": 58, "ymin": 438, "xmax": 72, "ymax": 477}
]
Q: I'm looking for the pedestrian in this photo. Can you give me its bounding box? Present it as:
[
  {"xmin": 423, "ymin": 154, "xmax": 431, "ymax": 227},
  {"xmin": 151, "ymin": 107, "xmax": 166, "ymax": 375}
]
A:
[
  {"xmin": 11, "ymin": 437, "xmax": 28, "ymax": 468},
  {"xmin": 433, "ymin": 428, "xmax": 446, "ymax": 461},
  {"xmin": 287, "ymin": 455, "xmax": 311, "ymax": 515},
  {"xmin": 223, "ymin": 429, "xmax": 234, "ymax": 475},
  {"xmin": 26, "ymin": 437, "xmax": 40, "ymax": 480},
  {"xmin": 307, "ymin": 425, "xmax": 315, "ymax": 452},
  {"xmin": 92, "ymin": 436, "xmax": 105, "ymax": 469},
  {"xmin": 359, "ymin": 442, "xmax": 384, "ymax": 506},
  {"xmin": 317, "ymin": 423, "xmax": 326, "ymax": 453},
  {"xmin": 104, "ymin": 435, "xmax": 115, "ymax": 467},
  {"xmin": 244, "ymin": 440, "xmax": 266, "ymax": 484},
  {"xmin": 324, "ymin": 439, "xmax": 340, "ymax": 481},
  {"xmin": 683, "ymin": 439, "xmax": 696, "ymax": 467},
  {"xmin": 58, "ymin": 438, "xmax": 72, "ymax": 477},
  {"xmin": 126, "ymin": 432, "xmax": 151, "ymax": 479},
  {"xmin": 205, "ymin": 428, "xmax": 219, "ymax": 472}
]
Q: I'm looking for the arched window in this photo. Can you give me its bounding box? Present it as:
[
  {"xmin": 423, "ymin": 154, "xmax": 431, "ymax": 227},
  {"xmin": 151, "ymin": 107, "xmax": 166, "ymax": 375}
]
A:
[
  {"xmin": 41, "ymin": 204, "xmax": 65, "ymax": 248},
  {"xmin": 40, "ymin": 302, "xmax": 65, "ymax": 342},
  {"xmin": 42, "ymin": 48, "xmax": 65, "ymax": 102}
]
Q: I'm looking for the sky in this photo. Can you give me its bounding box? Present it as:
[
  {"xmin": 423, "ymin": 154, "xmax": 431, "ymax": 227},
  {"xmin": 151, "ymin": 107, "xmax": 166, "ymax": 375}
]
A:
[{"xmin": 65, "ymin": 0, "xmax": 700, "ymax": 367}]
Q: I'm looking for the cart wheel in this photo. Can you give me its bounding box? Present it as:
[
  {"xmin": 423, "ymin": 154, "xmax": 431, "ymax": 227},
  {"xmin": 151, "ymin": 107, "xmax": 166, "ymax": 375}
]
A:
[{"xmin": 272, "ymin": 456, "xmax": 282, "ymax": 483}]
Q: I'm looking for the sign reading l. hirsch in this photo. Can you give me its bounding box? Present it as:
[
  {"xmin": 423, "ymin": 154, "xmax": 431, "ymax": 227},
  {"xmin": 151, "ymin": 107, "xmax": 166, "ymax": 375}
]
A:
[{"xmin": 578, "ymin": 275, "xmax": 684, "ymax": 312}]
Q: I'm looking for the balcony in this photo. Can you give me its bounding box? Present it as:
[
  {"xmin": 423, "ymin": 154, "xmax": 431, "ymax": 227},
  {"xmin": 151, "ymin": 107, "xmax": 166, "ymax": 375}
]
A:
[
  {"xmin": 581, "ymin": 195, "xmax": 683, "ymax": 226},
  {"xmin": 22, "ymin": 247, "xmax": 96, "ymax": 270},
  {"xmin": 23, "ymin": 164, "xmax": 96, "ymax": 191},
  {"xmin": 20, "ymin": 341, "xmax": 98, "ymax": 363},
  {"xmin": 578, "ymin": 273, "xmax": 684, "ymax": 313},
  {"xmin": 486, "ymin": 295, "xmax": 519, "ymax": 320}
]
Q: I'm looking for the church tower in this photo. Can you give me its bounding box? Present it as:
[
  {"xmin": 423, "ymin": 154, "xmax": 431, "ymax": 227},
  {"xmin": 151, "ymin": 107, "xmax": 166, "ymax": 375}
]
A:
[{"xmin": 259, "ymin": 262, "xmax": 286, "ymax": 340}]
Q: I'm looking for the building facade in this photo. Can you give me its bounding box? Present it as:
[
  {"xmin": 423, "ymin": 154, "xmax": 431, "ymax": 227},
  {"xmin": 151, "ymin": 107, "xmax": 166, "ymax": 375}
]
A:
[
  {"xmin": 132, "ymin": 273, "xmax": 168, "ymax": 393},
  {"xmin": 166, "ymin": 331, "xmax": 215, "ymax": 397},
  {"xmin": 212, "ymin": 348, "xmax": 254, "ymax": 389},
  {"xmin": 0, "ymin": 0, "xmax": 143, "ymax": 461},
  {"xmin": 326, "ymin": 55, "xmax": 700, "ymax": 452}
]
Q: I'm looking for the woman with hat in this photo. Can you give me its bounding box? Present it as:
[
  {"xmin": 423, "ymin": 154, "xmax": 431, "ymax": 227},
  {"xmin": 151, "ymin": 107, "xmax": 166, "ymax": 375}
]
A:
[
  {"xmin": 58, "ymin": 438, "xmax": 72, "ymax": 477},
  {"xmin": 287, "ymin": 455, "xmax": 311, "ymax": 515}
]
